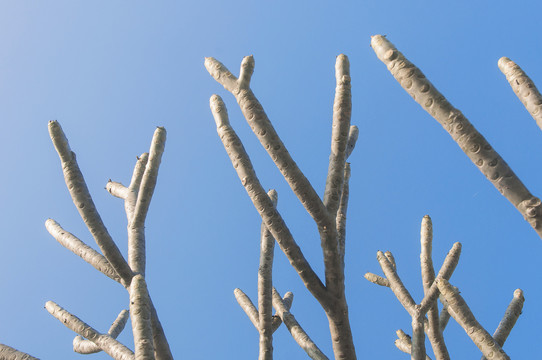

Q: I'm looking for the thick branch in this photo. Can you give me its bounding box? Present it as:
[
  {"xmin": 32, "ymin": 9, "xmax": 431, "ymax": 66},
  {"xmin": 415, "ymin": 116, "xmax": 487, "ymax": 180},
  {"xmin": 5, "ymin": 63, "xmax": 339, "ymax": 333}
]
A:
[
  {"xmin": 498, "ymin": 57, "xmax": 542, "ymax": 132},
  {"xmin": 436, "ymin": 279, "xmax": 510, "ymax": 360},
  {"xmin": 48, "ymin": 121, "xmax": 133, "ymax": 285},
  {"xmin": 0, "ymin": 344, "xmax": 39, "ymax": 360},
  {"xmin": 130, "ymin": 275, "xmax": 154, "ymax": 359},
  {"xmin": 371, "ymin": 35, "xmax": 542, "ymax": 238}
]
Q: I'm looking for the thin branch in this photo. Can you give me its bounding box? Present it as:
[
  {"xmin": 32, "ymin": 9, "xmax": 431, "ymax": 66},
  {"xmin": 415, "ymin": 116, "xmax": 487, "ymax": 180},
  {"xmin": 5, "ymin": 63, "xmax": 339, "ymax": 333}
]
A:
[
  {"xmin": 107, "ymin": 181, "xmax": 129, "ymax": 200},
  {"xmin": 498, "ymin": 57, "xmax": 542, "ymax": 131},
  {"xmin": 419, "ymin": 242, "xmax": 462, "ymax": 314},
  {"xmin": 420, "ymin": 216, "xmax": 449, "ymax": 360},
  {"xmin": 394, "ymin": 330, "xmax": 432, "ymax": 360},
  {"xmin": 48, "ymin": 121, "xmax": 133, "ymax": 285},
  {"xmin": 210, "ymin": 94, "xmax": 327, "ymax": 301},
  {"xmin": 370, "ymin": 35, "xmax": 542, "ymax": 238},
  {"xmin": 345, "ymin": 125, "xmax": 359, "ymax": 159},
  {"xmin": 45, "ymin": 301, "xmax": 134, "ymax": 360},
  {"xmin": 0, "ymin": 344, "xmax": 39, "ymax": 360},
  {"xmin": 337, "ymin": 163, "xmax": 351, "ymax": 267},
  {"xmin": 364, "ymin": 272, "xmax": 390, "ymax": 287},
  {"xmin": 376, "ymin": 251, "xmax": 416, "ymax": 316},
  {"xmin": 272, "ymin": 288, "xmax": 329, "ymax": 360},
  {"xmin": 74, "ymin": 310, "xmax": 129, "ymax": 354},
  {"xmin": 481, "ymin": 289, "xmax": 525, "ymax": 360},
  {"xmin": 126, "ymin": 154, "xmax": 150, "ymax": 220},
  {"xmin": 45, "ymin": 219, "xmax": 121, "ymax": 283},
  {"xmin": 436, "ymin": 279, "xmax": 510, "ymax": 360},
  {"xmin": 259, "ymin": 189, "xmax": 277, "ymax": 360},
  {"xmin": 271, "ymin": 292, "xmax": 293, "ymax": 333}
]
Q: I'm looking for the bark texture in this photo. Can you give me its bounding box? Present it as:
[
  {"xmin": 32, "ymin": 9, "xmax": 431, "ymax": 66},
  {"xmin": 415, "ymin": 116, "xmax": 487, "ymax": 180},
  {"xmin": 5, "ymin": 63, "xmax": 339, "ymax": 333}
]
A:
[
  {"xmin": 498, "ymin": 57, "xmax": 542, "ymax": 131},
  {"xmin": 371, "ymin": 35, "xmax": 542, "ymax": 238}
]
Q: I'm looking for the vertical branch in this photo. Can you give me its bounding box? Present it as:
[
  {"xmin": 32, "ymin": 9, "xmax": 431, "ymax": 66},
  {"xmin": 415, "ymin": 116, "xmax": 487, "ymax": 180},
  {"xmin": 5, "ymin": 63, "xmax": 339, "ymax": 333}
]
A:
[
  {"xmin": 498, "ymin": 57, "xmax": 542, "ymax": 131},
  {"xmin": 130, "ymin": 275, "xmax": 154, "ymax": 360},
  {"xmin": 411, "ymin": 306, "xmax": 426, "ymax": 360},
  {"xmin": 419, "ymin": 216, "xmax": 449, "ymax": 360},
  {"xmin": 258, "ymin": 190, "xmax": 278, "ymax": 360},
  {"xmin": 48, "ymin": 121, "xmax": 133, "ymax": 285},
  {"xmin": 370, "ymin": 35, "xmax": 542, "ymax": 238},
  {"xmin": 129, "ymin": 127, "xmax": 166, "ymax": 276}
]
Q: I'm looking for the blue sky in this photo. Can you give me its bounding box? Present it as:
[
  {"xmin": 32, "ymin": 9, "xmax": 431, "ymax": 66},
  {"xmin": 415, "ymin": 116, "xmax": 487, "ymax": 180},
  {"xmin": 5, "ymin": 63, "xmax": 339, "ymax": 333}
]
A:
[{"xmin": 0, "ymin": 1, "xmax": 541, "ymax": 358}]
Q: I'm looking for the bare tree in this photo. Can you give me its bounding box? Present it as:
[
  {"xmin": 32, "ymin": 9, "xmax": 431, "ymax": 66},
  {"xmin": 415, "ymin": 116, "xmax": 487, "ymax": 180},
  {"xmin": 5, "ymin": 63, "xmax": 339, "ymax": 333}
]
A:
[{"xmin": 0, "ymin": 35, "xmax": 533, "ymax": 359}]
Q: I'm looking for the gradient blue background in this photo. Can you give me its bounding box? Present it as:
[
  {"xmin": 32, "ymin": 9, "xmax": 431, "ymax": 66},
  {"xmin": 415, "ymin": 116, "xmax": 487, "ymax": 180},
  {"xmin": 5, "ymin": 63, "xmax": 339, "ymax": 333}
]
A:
[{"xmin": 0, "ymin": 1, "xmax": 540, "ymax": 358}]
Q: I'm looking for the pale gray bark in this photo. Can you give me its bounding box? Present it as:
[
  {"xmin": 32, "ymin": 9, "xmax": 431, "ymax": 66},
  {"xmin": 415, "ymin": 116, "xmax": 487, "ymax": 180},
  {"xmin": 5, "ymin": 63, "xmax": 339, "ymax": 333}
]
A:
[
  {"xmin": 419, "ymin": 216, "xmax": 449, "ymax": 360},
  {"xmin": 208, "ymin": 57, "xmax": 357, "ymax": 360},
  {"xmin": 481, "ymin": 289, "xmax": 525, "ymax": 360},
  {"xmin": 498, "ymin": 57, "xmax": 542, "ymax": 131},
  {"xmin": 129, "ymin": 128, "xmax": 166, "ymax": 276},
  {"xmin": 258, "ymin": 189, "xmax": 277, "ymax": 360},
  {"xmin": 337, "ymin": 163, "xmax": 351, "ymax": 267},
  {"xmin": 371, "ymin": 35, "xmax": 542, "ymax": 239},
  {"xmin": 436, "ymin": 279, "xmax": 510, "ymax": 360},
  {"xmin": 364, "ymin": 272, "xmax": 390, "ymax": 287},
  {"xmin": 0, "ymin": 344, "xmax": 39, "ymax": 360},
  {"xmin": 130, "ymin": 275, "xmax": 154, "ymax": 360},
  {"xmin": 272, "ymin": 288, "xmax": 329, "ymax": 360},
  {"xmin": 234, "ymin": 288, "xmax": 293, "ymax": 333},
  {"xmin": 394, "ymin": 330, "xmax": 432, "ymax": 360},
  {"xmin": 209, "ymin": 94, "xmax": 327, "ymax": 301},
  {"xmin": 74, "ymin": 309, "xmax": 129, "ymax": 354},
  {"xmin": 411, "ymin": 306, "xmax": 426, "ymax": 360},
  {"xmin": 45, "ymin": 219, "xmax": 121, "ymax": 283},
  {"xmin": 48, "ymin": 120, "xmax": 133, "ymax": 286},
  {"xmin": 45, "ymin": 301, "xmax": 135, "ymax": 360}
]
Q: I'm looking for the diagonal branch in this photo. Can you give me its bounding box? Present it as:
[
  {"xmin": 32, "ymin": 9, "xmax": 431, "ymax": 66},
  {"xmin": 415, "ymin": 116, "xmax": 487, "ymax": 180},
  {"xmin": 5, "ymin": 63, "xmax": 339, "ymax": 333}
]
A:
[
  {"xmin": 436, "ymin": 279, "xmax": 510, "ymax": 360},
  {"xmin": 272, "ymin": 288, "xmax": 329, "ymax": 360},
  {"xmin": 45, "ymin": 219, "xmax": 122, "ymax": 283},
  {"xmin": 0, "ymin": 344, "xmax": 39, "ymax": 360},
  {"xmin": 45, "ymin": 301, "xmax": 135, "ymax": 360},
  {"xmin": 74, "ymin": 309, "xmax": 129, "ymax": 354},
  {"xmin": 210, "ymin": 94, "xmax": 327, "ymax": 302},
  {"xmin": 481, "ymin": 289, "xmax": 524, "ymax": 360},
  {"xmin": 48, "ymin": 121, "xmax": 133, "ymax": 285},
  {"xmin": 205, "ymin": 56, "xmax": 331, "ymax": 232},
  {"xmin": 498, "ymin": 57, "xmax": 542, "ymax": 132},
  {"xmin": 370, "ymin": 35, "xmax": 542, "ymax": 238}
]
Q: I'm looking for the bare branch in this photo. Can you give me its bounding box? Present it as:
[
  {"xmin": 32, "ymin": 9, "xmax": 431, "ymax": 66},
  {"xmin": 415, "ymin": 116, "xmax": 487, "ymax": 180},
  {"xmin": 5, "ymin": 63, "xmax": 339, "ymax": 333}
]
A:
[
  {"xmin": 271, "ymin": 292, "xmax": 293, "ymax": 333},
  {"xmin": 481, "ymin": 289, "xmax": 525, "ymax": 360},
  {"xmin": 74, "ymin": 310, "xmax": 129, "ymax": 354},
  {"xmin": 371, "ymin": 35, "xmax": 542, "ymax": 238},
  {"xmin": 436, "ymin": 279, "xmax": 510, "ymax": 360},
  {"xmin": 498, "ymin": 57, "xmax": 542, "ymax": 131},
  {"xmin": 45, "ymin": 301, "xmax": 134, "ymax": 360},
  {"xmin": 272, "ymin": 288, "xmax": 329, "ymax": 360},
  {"xmin": 48, "ymin": 121, "xmax": 133, "ymax": 285},
  {"xmin": 394, "ymin": 330, "xmax": 432, "ymax": 360},
  {"xmin": 364, "ymin": 272, "xmax": 390, "ymax": 287},
  {"xmin": 205, "ymin": 57, "xmax": 331, "ymax": 232},
  {"xmin": 210, "ymin": 94, "xmax": 327, "ymax": 301},
  {"xmin": 411, "ymin": 306, "xmax": 427, "ymax": 360},
  {"xmin": 259, "ymin": 189, "xmax": 277, "ymax": 360},
  {"xmin": 0, "ymin": 344, "xmax": 39, "ymax": 360},
  {"xmin": 45, "ymin": 219, "xmax": 121, "ymax": 283},
  {"xmin": 419, "ymin": 216, "xmax": 449, "ymax": 360},
  {"xmin": 337, "ymin": 163, "xmax": 351, "ymax": 267},
  {"xmin": 377, "ymin": 250, "xmax": 416, "ymax": 316},
  {"xmin": 130, "ymin": 275, "xmax": 154, "ymax": 359}
]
